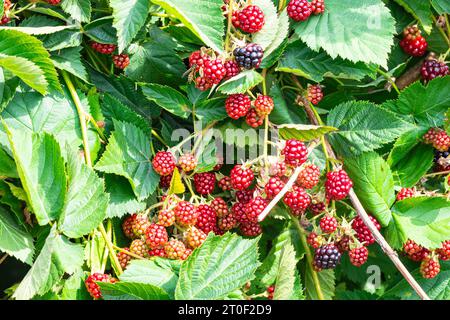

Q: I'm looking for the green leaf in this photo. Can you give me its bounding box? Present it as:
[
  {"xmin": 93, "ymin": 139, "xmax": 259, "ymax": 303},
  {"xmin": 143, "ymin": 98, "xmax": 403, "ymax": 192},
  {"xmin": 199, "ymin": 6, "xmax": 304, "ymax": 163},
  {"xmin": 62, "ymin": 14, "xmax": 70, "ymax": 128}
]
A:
[
  {"xmin": 262, "ymin": 9, "xmax": 289, "ymax": 59},
  {"xmin": 0, "ymin": 25, "xmax": 78, "ymax": 35},
  {"xmin": 5, "ymin": 128, "xmax": 66, "ymax": 226},
  {"xmin": 152, "ymin": 0, "xmax": 225, "ymax": 53},
  {"xmin": 217, "ymin": 70, "xmax": 264, "ymax": 94},
  {"xmin": 344, "ymin": 152, "xmax": 395, "ymax": 226},
  {"xmin": 0, "ymin": 54, "xmax": 48, "ymax": 95},
  {"xmin": 327, "ymin": 101, "xmax": 413, "ymax": 157},
  {"xmin": 13, "ymin": 226, "xmax": 84, "ymax": 300},
  {"xmin": 0, "ymin": 146, "xmax": 17, "ymax": 178},
  {"xmin": 383, "ymin": 76, "xmax": 450, "ymax": 127},
  {"xmin": 387, "ymin": 261, "xmax": 450, "ymax": 300},
  {"xmin": 61, "ymin": 270, "xmax": 91, "ymax": 300},
  {"xmin": 110, "ymin": 0, "xmax": 151, "ymax": 53},
  {"xmin": 50, "ymin": 47, "xmax": 88, "ymax": 82},
  {"xmin": 305, "ymin": 268, "xmax": 335, "ymax": 300},
  {"xmin": 125, "ymin": 41, "xmax": 186, "ymax": 86},
  {"xmin": 58, "ymin": 149, "xmax": 108, "ymax": 238},
  {"xmin": 169, "ymin": 167, "xmax": 185, "ymax": 195},
  {"xmin": 141, "ymin": 83, "xmax": 191, "ymax": 119},
  {"xmin": 268, "ymin": 83, "xmax": 307, "ymax": 125},
  {"xmin": 0, "ymin": 207, "xmax": 34, "ymax": 265},
  {"xmin": 84, "ymin": 17, "xmax": 117, "ymax": 44},
  {"xmin": 94, "ymin": 120, "xmax": 159, "ymax": 201},
  {"xmin": 392, "ymin": 143, "xmax": 434, "ymax": 188},
  {"xmin": 119, "ymin": 259, "xmax": 178, "ymax": 298},
  {"xmin": 294, "ymin": 0, "xmax": 395, "ymax": 68},
  {"xmin": 98, "ymin": 281, "xmax": 170, "ymax": 300},
  {"xmin": 386, "ymin": 197, "xmax": 450, "ymax": 249},
  {"xmin": 60, "ymin": 0, "xmax": 91, "ymax": 23},
  {"xmin": 252, "ymin": 0, "xmax": 278, "ymax": 49},
  {"xmin": 0, "ymin": 29, "xmax": 61, "ymax": 94},
  {"xmin": 278, "ymin": 123, "xmax": 337, "ymax": 141},
  {"xmin": 431, "ymin": 0, "xmax": 450, "ymax": 14},
  {"xmin": 105, "ymin": 175, "xmax": 145, "ymax": 218},
  {"xmin": 277, "ymin": 41, "xmax": 376, "ymax": 82},
  {"xmin": 393, "ymin": 0, "xmax": 432, "ymax": 33},
  {"xmin": 195, "ymin": 97, "xmax": 228, "ymax": 126},
  {"xmin": 175, "ymin": 233, "xmax": 260, "ymax": 299},
  {"xmin": 273, "ymin": 243, "xmax": 299, "ymax": 300}
]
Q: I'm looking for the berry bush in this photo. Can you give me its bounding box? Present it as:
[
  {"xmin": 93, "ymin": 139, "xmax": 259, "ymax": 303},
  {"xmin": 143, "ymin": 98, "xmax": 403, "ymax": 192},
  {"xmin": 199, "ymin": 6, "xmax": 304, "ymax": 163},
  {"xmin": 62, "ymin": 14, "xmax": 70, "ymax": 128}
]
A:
[{"xmin": 0, "ymin": 0, "xmax": 449, "ymax": 302}]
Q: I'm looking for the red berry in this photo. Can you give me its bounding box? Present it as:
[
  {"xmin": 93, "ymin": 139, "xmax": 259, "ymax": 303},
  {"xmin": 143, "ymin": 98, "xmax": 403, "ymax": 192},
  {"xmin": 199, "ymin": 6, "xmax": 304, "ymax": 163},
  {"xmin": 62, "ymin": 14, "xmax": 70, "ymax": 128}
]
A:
[
  {"xmin": 269, "ymin": 161, "xmax": 287, "ymax": 177},
  {"xmin": 403, "ymin": 239, "xmax": 423, "ymax": 255},
  {"xmin": 282, "ymin": 139, "xmax": 308, "ymax": 167},
  {"xmin": 85, "ymin": 273, "xmax": 117, "ymax": 299},
  {"xmin": 159, "ymin": 173, "xmax": 173, "ymax": 189},
  {"xmin": 46, "ymin": 0, "xmax": 61, "ymax": 5},
  {"xmin": 325, "ymin": 169, "xmax": 353, "ymax": 200},
  {"xmin": 224, "ymin": 60, "xmax": 240, "ymax": 79},
  {"xmin": 420, "ymin": 256, "xmax": 440, "ymax": 279},
  {"xmin": 239, "ymin": 221, "xmax": 262, "ymax": 237},
  {"xmin": 157, "ymin": 209, "xmax": 175, "ymax": 227},
  {"xmin": 236, "ymin": 189, "xmax": 254, "ymax": 203},
  {"xmin": 113, "ymin": 54, "xmax": 130, "ymax": 69},
  {"xmin": 122, "ymin": 214, "xmax": 137, "ymax": 239},
  {"xmin": 349, "ymin": 246, "xmax": 369, "ymax": 267},
  {"xmin": 174, "ymin": 201, "xmax": 198, "ymax": 227},
  {"xmin": 287, "ymin": 0, "xmax": 312, "ymax": 21},
  {"xmin": 196, "ymin": 204, "xmax": 217, "ymax": 234},
  {"xmin": 189, "ymin": 50, "xmax": 210, "ymax": 72},
  {"xmin": 236, "ymin": 5, "xmax": 265, "ymax": 33},
  {"xmin": 225, "ymin": 94, "xmax": 252, "ymax": 119},
  {"xmin": 307, "ymin": 84, "xmax": 323, "ymax": 105},
  {"xmin": 267, "ymin": 285, "xmax": 275, "ymax": 300},
  {"xmin": 254, "ymin": 94, "xmax": 274, "ymax": 117},
  {"xmin": 265, "ymin": 176, "xmax": 285, "ymax": 199},
  {"xmin": 202, "ymin": 58, "xmax": 226, "ymax": 84},
  {"xmin": 130, "ymin": 239, "xmax": 149, "ymax": 258},
  {"xmin": 148, "ymin": 248, "xmax": 166, "ymax": 257},
  {"xmin": 307, "ymin": 232, "xmax": 322, "ymax": 249},
  {"xmin": 245, "ymin": 108, "xmax": 264, "ymax": 128},
  {"xmin": 396, "ymin": 188, "xmax": 414, "ymax": 201},
  {"xmin": 232, "ymin": 202, "xmax": 247, "ymax": 224},
  {"xmin": 195, "ymin": 76, "xmax": 213, "ymax": 91},
  {"xmin": 117, "ymin": 248, "xmax": 131, "ymax": 269},
  {"xmin": 211, "ymin": 197, "xmax": 229, "ymax": 218},
  {"xmin": 440, "ymin": 240, "xmax": 450, "ymax": 258},
  {"xmin": 400, "ymin": 25, "xmax": 428, "ymax": 57},
  {"xmin": 319, "ymin": 215, "xmax": 338, "ymax": 234},
  {"xmin": 145, "ymin": 223, "xmax": 168, "ymax": 249},
  {"xmin": 423, "ymin": 128, "xmax": 450, "ymax": 152},
  {"xmin": 243, "ymin": 196, "xmax": 268, "ymax": 223},
  {"xmin": 185, "ymin": 226, "xmax": 207, "ymax": 249},
  {"xmin": 230, "ymin": 165, "xmax": 254, "ymax": 190},
  {"xmin": 218, "ymin": 176, "xmax": 232, "ymax": 191},
  {"xmin": 421, "ymin": 59, "xmax": 449, "ymax": 82},
  {"xmin": 164, "ymin": 238, "xmax": 187, "ymax": 260},
  {"xmin": 1, "ymin": 0, "xmax": 11, "ymax": 25},
  {"xmin": 336, "ymin": 235, "xmax": 351, "ymax": 253},
  {"xmin": 309, "ymin": 201, "xmax": 325, "ymax": 215},
  {"xmin": 351, "ymin": 215, "xmax": 381, "ymax": 246},
  {"xmin": 91, "ymin": 42, "xmax": 116, "ymax": 55},
  {"xmin": 181, "ymin": 248, "xmax": 193, "ymax": 260},
  {"xmin": 131, "ymin": 213, "xmax": 151, "ymax": 237},
  {"xmin": 152, "ymin": 151, "xmax": 176, "ymax": 176},
  {"xmin": 296, "ymin": 164, "xmax": 320, "ymax": 189},
  {"xmin": 283, "ymin": 186, "xmax": 310, "ymax": 212},
  {"xmin": 408, "ymin": 248, "xmax": 430, "ymax": 262},
  {"xmin": 193, "ymin": 172, "xmax": 216, "ymax": 195},
  {"xmin": 178, "ymin": 153, "xmax": 197, "ymax": 172},
  {"xmin": 218, "ymin": 212, "xmax": 237, "ymax": 231},
  {"xmin": 310, "ymin": 0, "xmax": 325, "ymax": 14}
]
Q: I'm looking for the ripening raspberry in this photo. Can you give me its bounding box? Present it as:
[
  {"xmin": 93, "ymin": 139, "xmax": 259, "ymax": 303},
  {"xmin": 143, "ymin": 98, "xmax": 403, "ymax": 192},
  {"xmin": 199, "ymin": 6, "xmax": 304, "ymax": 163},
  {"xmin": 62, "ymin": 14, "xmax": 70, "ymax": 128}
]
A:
[
  {"xmin": 184, "ymin": 226, "xmax": 207, "ymax": 249},
  {"xmin": 174, "ymin": 201, "xmax": 199, "ymax": 226},
  {"xmin": 403, "ymin": 239, "xmax": 423, "ymax": 255},
  {"xmin": 178, "ymin": 153, "xmax": 197, "ymax": 172},
  {"xmin": 319, "ymin": 215, "xmax": 338, "ymax": 234},
  {"xmin": 131, "ymin": 213, "xmax": 151, "ymax": 237},
  {"xmin": 245, "ymin": 108, "xmax": 264, "ymax": 128},
  {"xmin": 325, "ymin": 169, "xmax": 353, "ymax": 200},
  {"xmin": 282, "ymin": 139, "xmax": 308, "ymax": 167},
  {"xmin": 239, "ymin": 221, "xmax": 263, "ymax": 237},
  {"xmin": 351, "ymin": 215, "xmax": 381, "ymax": 246},
  {"xmin": 157, "ymin": 209, "xmax": 175, "ymax": 227},
  {"xmin": 296, "ymin": 164, "xmax": 320, "ymax": 189},
  {"xmin": 349, "ymin": 246, "xmax": 369, "ymax": 267},
  {"xmin": 423, "ymin": 128, "xmax": 450, "ymax": 152},
  {"xmin": 287, "ymin": 0, "xmax": 312, "ymax": 21},
  {"xmin": 91, "ymin": 42, "xmax": 116, "ymax": 55},
  {"xmin": 283, "ymin": 185, "xmax": 311, "ymax": 212},
  {"xmin": 164, "ymin": 238, "xmax": 187, "ymax": 260},
  {"xmin": 189, "ymin": 50, "xmax": 210, "ymax": 72},
  {"xmin": 202, "ymin": 58, "xmax": 226, "ymax": 84},
  {"xmin": 211, "ymin": 197, "xmax": 229, "ymax": 217},
  {"xmin": 130, "ymin": 239, "xmax": 149, "ymax": 258},
  {"xmin": 224, "ymin": 60, "xmax": 241, "ymax": 79},
  {"xmin": 218, "ymin": 212, "xmax": 237, "ymax": 231},
  {"xmin": 310, "ymin": 0, "xmax": 325, "ymax": 15},
  {"xmin": 152, "ymin": 151, "xmax": 176, "ymax": 176},
  {"xmin": 230, "ymin": 164, "xmax": 254, "ymax": 190},
  {"xmin": 225, "ymin": 94, "xmax": 252, "ymax": 119},
  {"xmin": 265, "ymin": 176, "xmax": 285, "ymax": 199},
  {"xmin": 243, "ymin": 196, "xmax": 268, "ymax": 223},
  {"xmin": 117, "ymin": 248, "xmax": 131, "ymax": 269},
  {"xmin": 399, "ymin": 25, "xmax": 428, "ymax": 57},
  {"xmin": 85, "ymin": 273, "xmax": 117, "ymax": 299},
  {"xmin": 235, "ymin": 5, "xmax": 265, "ymax": 34},
  {"xmin": 420, "ymin": 256, "xmax": 440, "ymax": 279},
  {"xmin": 254, "ymin": 94, "xmax": 274, "ymax": 117},
  {"xmin": 145, "ymin": 223, "xmax": 169, "ymax": 249},
  {"xmin": 421, "ymin": 59, "xmax": 449, "ymax": 82},
  {"xmin": 396, "ymin": 188, "xmax": 414, "ymax": 201},
  {"xmin": 196, "ymin": 204, "xmax": 217, "ymax": 234},
  {"xmin": 193, "ymin": 172, "xmax": 216, "ymax": 195},
  {"xmin": 122, "ymin": 214, "xmax": 137, "ymax": 239},
  {"xmin": 113, "ymin": 54, "xmax": 130, "ymax": 69},
  {"xmin": 218, "ymin": 176, "xmax": 232, "ymax": 191},
  {"xmin": 307, "ymin": 84, "xmax": 323, "ymax": 105}
]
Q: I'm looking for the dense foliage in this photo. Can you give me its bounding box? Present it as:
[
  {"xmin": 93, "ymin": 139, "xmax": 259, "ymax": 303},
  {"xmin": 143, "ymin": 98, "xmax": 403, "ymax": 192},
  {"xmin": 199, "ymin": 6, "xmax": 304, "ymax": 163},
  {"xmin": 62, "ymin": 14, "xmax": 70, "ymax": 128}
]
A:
[{"xmin": 0, "ymin": 0, "xmax": 449, "ymax": 301}]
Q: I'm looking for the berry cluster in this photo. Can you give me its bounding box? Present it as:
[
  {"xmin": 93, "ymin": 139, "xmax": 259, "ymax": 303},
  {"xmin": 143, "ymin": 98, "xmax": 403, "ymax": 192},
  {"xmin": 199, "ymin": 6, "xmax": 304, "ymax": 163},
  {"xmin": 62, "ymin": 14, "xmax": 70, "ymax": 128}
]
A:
[
  {"xmin": 424, "ymin": 128, "xmax": 450, "ymax": 173},
  {"xmin": 287, "ymin": 0, "xmax": 325, "ymax": 22},
  {"xmin": 421, "ymin": 58, "xmax": 449, "ymax": 82},
  {"xmin": 224, "ymin": 93, "xmax": 274, "ymax": 127},
  {"xmin": 90, "ymin": 40, "xmax": 130, "ymax": 71},
  {"xmin": 85, "ymin": 273, "xmax": 117, "ymax": 299},
  {"xmin": 402, "ymin": 239, "xmax": 449, "ymax": 279}
]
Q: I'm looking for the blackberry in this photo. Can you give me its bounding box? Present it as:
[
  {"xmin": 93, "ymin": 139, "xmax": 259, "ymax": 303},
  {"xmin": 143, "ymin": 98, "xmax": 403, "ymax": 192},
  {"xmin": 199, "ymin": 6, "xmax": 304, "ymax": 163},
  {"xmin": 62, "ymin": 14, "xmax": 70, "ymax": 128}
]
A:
[
  {"xmin": 421, "ymin": 59, "xmax": 449, "ymax": 81},
  {"xmin": 313, "ymin": 244, "xmax": 341, "ymax": 270},
  {"xmin": 233, "ymin": 44, "xmax": 264, "ymax": 69}
]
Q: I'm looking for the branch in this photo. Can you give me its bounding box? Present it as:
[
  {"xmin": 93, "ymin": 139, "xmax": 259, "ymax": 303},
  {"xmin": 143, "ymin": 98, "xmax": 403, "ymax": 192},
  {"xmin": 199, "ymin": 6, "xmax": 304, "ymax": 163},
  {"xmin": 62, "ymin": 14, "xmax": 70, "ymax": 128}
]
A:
[
  {"xmin": 395, "ymin": 53, "xmax": 433, "ymax": 90},
  {"xmin": 299, "ymin": 100, "xmax": 431, "ymax": 301}
]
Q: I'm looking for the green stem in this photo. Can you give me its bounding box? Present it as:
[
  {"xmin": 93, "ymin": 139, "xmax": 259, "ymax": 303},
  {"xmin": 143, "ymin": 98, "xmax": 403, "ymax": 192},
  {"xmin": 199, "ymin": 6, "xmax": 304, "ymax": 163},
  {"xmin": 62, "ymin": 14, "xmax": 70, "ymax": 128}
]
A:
[
  {"xmin": 62, "ymin": 71, "xmax": 123, "ymax": 276},
  {"xmin": 291, "ymin": 216, "xmax": 325, "ymax": 300},
  {"xmin": 278, "ymin": 0, "xmax": 286, "ymax": 11},
  {"xmin": 151, "ymin": 129, "xmax": 167, "ymax": 147},
  {"xmin": 432, "ymin": 15, "xmax": 450, "ymax": 45},
  {"xmin": 11, "ymin": 2, "xmax": 34, "ymax": 15},
  {"xmin": 85, "ymin": 46, "xmax": 110, "ymax": 74},
  {"xmin": 224, "ymin": 0, "xmax": 234, "ymax": 53},
  {"xmin": 376, "ymin": 68, "xmax": 400, "ymax": 94}
]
